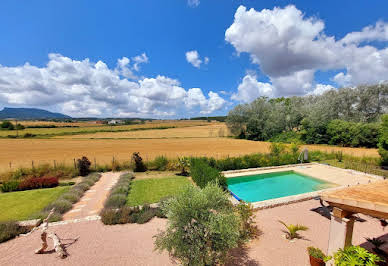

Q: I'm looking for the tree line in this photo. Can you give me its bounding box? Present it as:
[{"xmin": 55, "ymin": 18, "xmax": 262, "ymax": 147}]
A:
[{"xmin": 226, "ymin": 84, "xmax": 388, "ymax": 148}]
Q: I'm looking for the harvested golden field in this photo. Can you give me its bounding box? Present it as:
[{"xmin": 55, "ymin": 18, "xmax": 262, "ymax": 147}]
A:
[
  {"xmin": 57, "ymin": 124, "xmax": 231, "ymax": 139},
  {"xmin": 0, "ymin": 137, "xmax": 378, "ymax": 172},
  {"xmin": 0, "ymin": 120, "xmax": 209, "ymax": 137}
]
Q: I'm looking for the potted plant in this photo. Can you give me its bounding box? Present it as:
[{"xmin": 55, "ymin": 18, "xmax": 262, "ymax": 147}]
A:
[
  {"xmin": 307, "ymin": 247, "xmax": 331, "ymax": 266},
  {"xmin": 334, "ymin": 245, "xmax": 384, "ymax": 266}
]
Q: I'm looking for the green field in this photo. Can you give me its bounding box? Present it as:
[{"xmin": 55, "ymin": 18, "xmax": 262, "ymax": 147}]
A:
[
  {"xmin": 127, "ymin": 177, "xmax": 191, "ymax": 206},
  {"xmin": 0, "ymin": 187, "xmax": 69, "ymax": 222}
]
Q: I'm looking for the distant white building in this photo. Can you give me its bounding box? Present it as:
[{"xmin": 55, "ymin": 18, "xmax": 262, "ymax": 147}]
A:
[{"xmin": 108, "ymin": 119, "xmax": 122, "ymax": 125}]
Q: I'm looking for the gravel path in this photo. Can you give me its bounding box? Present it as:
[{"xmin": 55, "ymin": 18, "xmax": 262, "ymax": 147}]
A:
[
  {"xmin": 63, "ymin": 172, "xmax": 121, "ymax": 220},
  {"xmin": 1, "ymin": 199, "xmax": 386, "ymax": 265}
]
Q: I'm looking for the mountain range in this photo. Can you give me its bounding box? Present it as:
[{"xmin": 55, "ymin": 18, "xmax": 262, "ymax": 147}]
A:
[{"xmin": 0, "ymin": 107, "xmax": 71, "ymax": 119}]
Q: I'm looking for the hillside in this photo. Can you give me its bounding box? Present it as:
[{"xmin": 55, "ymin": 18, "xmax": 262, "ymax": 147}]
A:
[{"xmin": 0, "ymin": 107, "xmax": 71, "ymax": 120}]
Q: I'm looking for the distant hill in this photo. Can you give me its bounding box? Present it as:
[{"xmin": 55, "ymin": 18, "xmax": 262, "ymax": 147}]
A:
[{"xmin": 0, "ymin": 107, "xmax": 71, "ymax": 120}]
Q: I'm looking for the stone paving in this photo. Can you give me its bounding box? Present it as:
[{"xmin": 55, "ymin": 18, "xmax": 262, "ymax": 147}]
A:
[{"xmin": 62, "ymin": 172, "xmax": 121, "ymax": 220}]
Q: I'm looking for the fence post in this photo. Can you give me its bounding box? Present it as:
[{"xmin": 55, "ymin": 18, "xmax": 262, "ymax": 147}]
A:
[
  {"xmin": 9, "ymin": 162, "xmax": 11, "ymax": 169},
  {"xmin": 54, "ymin": 160, "xmax": 56, "ymax": 169},
  {"xmin": 94, "ymin": 158, "xmax": 97, "ymax": 170},
  {"xmin": 32, "ymin": 160, "xmax": 34, "ymax": 169},
  {"xmin": 73, "ymin": 158, "xmax": 76, "ymax": 169}
]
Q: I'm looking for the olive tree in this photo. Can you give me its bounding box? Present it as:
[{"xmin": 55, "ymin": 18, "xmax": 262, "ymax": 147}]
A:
[{"xmin": 154, "ymin": 183, "xmax": 241, "ymax": 266}]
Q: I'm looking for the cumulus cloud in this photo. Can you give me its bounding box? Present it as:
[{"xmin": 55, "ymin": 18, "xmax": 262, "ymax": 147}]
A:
[
  {"xmin": 185, "ymin": 50, "xmax": 209, "ymax": 68},
  {"xmin": 232, "ymin": 74, "xmax": 273, "ymax": 103},
  {"xmin": 0, "ymin": 54, "xmax": 226, "ymax": 117},
  {"xmin": 226, "ymin": 5, "xmax": 388, "ymax": 96},
  {"xmin": 188, "ymin": 0, "xmax": 200, "ymax": 7},
  {"xmin": 185, "ymin": 88, "xmax": 226, "ymax": 114}
]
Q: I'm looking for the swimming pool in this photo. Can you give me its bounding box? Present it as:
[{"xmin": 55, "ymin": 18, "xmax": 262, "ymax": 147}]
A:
[{"xmin": 227, "ymin": 170, "xmax": 333, "ymax": 203}]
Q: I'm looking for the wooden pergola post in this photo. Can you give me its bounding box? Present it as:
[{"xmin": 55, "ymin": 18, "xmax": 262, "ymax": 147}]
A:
[{"xmin": 327, "ymin": 207, "xmax": 356, "ymax": 256}]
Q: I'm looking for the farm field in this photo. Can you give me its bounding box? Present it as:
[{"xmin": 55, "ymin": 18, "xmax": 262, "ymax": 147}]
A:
[
  {"xmin": 0, "ymin": 186, "xmax": 69, "ymax": 222},
  {"xmin": 56, "ymin": 124, "xmax": 230, "ymax": 139},
  {"xmin": 0, "ymin": 136, "xmax": 379, "ymax": 172},
  {"xmin": 0, "ymin": 120, "xmax": 209, "ymax": 137}
]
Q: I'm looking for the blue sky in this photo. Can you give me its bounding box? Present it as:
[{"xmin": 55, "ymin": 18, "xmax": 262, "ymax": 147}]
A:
[{"xmin": 0, "ymin": 0, "xmax": 387, "ymax": 118}]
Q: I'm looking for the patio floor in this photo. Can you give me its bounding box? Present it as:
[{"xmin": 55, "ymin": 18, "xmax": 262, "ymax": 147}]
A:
[{"xmin": 0, "ymin": 199, "xmax": 386, "ymax": 266}]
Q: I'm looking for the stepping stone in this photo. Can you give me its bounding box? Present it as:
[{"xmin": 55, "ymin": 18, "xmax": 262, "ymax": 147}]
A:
[{"xmin": 68, "ymin": 209, "xmax": 82, "ymax": 213}]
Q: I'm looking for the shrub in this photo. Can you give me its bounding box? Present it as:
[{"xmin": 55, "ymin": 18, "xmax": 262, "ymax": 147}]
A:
[
  {"xmin": 190, "ymin": 158, "xmax": 226, "ymax": 188},
  {"xmin": 100, "ymin": 208, "xmax": 120, "ymax": 225},
  {"xmin": 29, "ymin": 210, "xmax": 62, "ymax": 222},
  {"xmin": 132, "ymin": 152, "xmax": 147, "ymax": 172},
  {"xmin": 23, "ymin": 133, "xmax": 36, "ymax": 138},
  {"xmin": 60, "ymin": 191, "xmax": 81, "ymax": 203},
  {"xmin": 0, "ymin": 180, "xmax": 20, "ymax": 192},
  {"xmin": 334, "ymin": 246, "xmax": 383, "ymax": 265},
  {"xmin": 58, "ymin": 181, "xmax": 76, "ymax": 186},
  {"xmin": 0, "ymin": 221, "xmax": 29, "ymax": 243},
  {"xmin": 136, "ymin": 208, "xmax": 157, "ymax": 224},
  {"xmin": 149, "ymin": 156, "xmax": 169, "ymax": 171},
  {"xmin": 235, "ymin": 202, "xmax": 258, "ymax": 242},
  {"xmin": 104, "ymin": 194, "xmax": 127, "ymax": 208},
  {"xmin": 17, "ymin": 176, "xmax": 59, "ymax": 191},
  {"xmin": 77, "ymin": 156, "xmax": 91, "ymax": 176},
  {"xmin": 0, "ymin": 120, "xmax": 14, "ymax": 130},
  {"xmin": 154, "ymin": 183, "xmax": 241, "ymax": 266},
  {"xmin": 44, "ymin": 199, "xmax": 73, "ymax": 214},
  {"xmin": 73, "ymin": 182, "xmax": 90, "ymax": 192},
  {"xmin": 176, "ymin": 157, "xmax": 190, "ymax": 176}
]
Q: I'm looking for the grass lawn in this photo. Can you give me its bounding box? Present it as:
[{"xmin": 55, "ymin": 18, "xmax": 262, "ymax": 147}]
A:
[
  {"xmin": 0, "ymin": 186, "xmax": 70, "ymax": 222},
  {"xmin": 127, "ymin": 176, "xmax": 191, "ymax": 206}
]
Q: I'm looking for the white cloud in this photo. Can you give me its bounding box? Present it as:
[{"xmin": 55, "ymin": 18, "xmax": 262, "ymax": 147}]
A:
[
  {"xmin": 232, "ymin": 74, "xmax": 274, "ymax": 103},
  {"xmin": 185, "ymin": 88, "xmax": 226, "ymax": 114},
  {"xmin": 307, "ymin": 84, "xmax": 335, "ymax": 95},
  {"xmin": 226, "ymin": 5, "xmax": 388, "ymax": 96},
  {"xmin": 185, "ymin": 50, "xmax": 209, "ymax": 68},
  {"xmin": 188, "ymin": 0, "xmax": 200, "ymax": 7},
  {"xmin": 0, "ymin": 54, "xmax": 226, "ymax": 117},
  {"xmin": 132, "ymin": 53, "xmax": 149, "ymax": 71}
]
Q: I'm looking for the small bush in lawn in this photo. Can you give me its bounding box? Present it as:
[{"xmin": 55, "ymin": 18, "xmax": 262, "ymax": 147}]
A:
[
  {"xmin": 104, "ymin": 194, "xmax": 127, "ymax": 208},
  {"xmin": 44, "ymin": 199, "xmax": 73, "ymax": 214},
  {"xmin": 132, "ymin": 152, "xmax": 147, "ymax": 172},
  {"xmin": 0, "ymin": 222, "xmax": 29, "ymax": 243},
  {"xmin": 0, "ymin": 180, "xmax": 20, "ymax": 192},
  {"xmin": 77, "ymin": 156, "xmax": 91, "ymax": 176}
]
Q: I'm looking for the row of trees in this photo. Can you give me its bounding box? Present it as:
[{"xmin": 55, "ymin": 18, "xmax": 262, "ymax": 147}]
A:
[
  {"xmin": 0, "ymin": 121, "xmax": 25, "ymax": 130},
  {"xmin": 226, "ymin": 84, "xmax": 388, "ymax": 147}
]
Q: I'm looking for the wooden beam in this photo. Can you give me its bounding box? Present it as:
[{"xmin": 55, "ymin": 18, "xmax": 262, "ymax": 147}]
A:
[{"xmin": 327, "ymin": 202, "xmax": 388, "ymax": 220}]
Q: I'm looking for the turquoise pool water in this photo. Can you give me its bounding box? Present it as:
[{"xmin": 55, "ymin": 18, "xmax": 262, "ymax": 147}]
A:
[{"xmin": 227, "ymin": 170, "xmax": 331, "ymax": 203}]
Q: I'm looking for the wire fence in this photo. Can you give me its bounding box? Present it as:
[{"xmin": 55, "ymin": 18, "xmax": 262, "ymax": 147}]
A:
[{"xmin": 326, "ymin": 159, "xmax": 387, "ymax": 179}]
